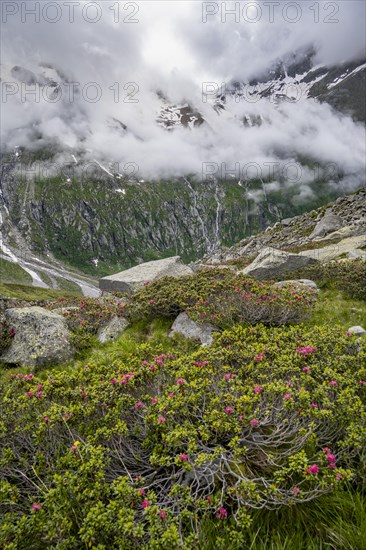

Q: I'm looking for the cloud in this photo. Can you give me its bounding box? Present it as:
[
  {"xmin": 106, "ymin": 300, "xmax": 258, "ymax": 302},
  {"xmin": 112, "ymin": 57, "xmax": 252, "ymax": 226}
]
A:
[{"xmin": 0, "ymin": 0, "xmax": 365, "ymax": 191}]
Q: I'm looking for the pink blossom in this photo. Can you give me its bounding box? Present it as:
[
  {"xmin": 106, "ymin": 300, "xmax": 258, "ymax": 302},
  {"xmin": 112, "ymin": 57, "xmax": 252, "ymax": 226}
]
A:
[
  {"xmin": 346, "ymin": 331, "xmax": 351, "ymax": 336},
  {"xmin": 326, "ymin": 454, "xmax": 336, "ymax": 463},
  {"xmin": 254, "ymin": 385, "xmax": 263, "ymax": 393},
  {"xmin": 141, "ymin": 360, "xmax": 148, "ymax": 366},
  {"xmin": 178, "ymin": 453, "xmax": 188, "ymax": 461},
  {"xmin": 176, "ymin": 378, "xmax": 185, "ymax": 385},
  {"xmin": 250, "ymin": 419, "xmax": 258, "ymax": 426},
  {"xmin": 26, "ymin": 391, "xmax": 33, "ymax": 397},
  {"xmin": 310, "ymin": 403, "xmax": 318, "ymax": 408},
  {"xmin": 168, "ymin": 393, "xmax": 175, "ymax": 398},
  {"xmin": 328, "ymin": 462, "xmax": 336, "ymax": 469},
  {"xmin": 138, "ymin": 488, "xmax": 145, "ymax": 497},
  {"xmin": 141, "ymin": 499, "xmax": 149, "ymax": 509},
  {"xmin": 31, "ymin": 503, "xmax": 42, "ymax": 511},
  {"xmin": 135, "ymin": 401, "xmax": 144, "ymax": 409},
  {"xmin": 151, "ymin": 397, "xmax": 158, "ymax": 404},
  {"xmin": 36, "ymin": 391, "xmax": 43, "ymax": 398},
  {"xmin": 284, "ymin": 393, "xmax": 292, "ymax": 400},
  {"xmin": 119, "ymin": 379, "xmax": 127, "ymax": 385},
  {"xmin": 158, "ymin": 416, "xmax": 166, "ymax": 423},
  {"xmin": 296, "ymin": 346, "xmax": 317, "ymax": 356},
  {"xmin": 224, "ymin": 374, "xmax": 231, "ymax": 381},
  {"xmin": 37, "ymin": 384, "xmax": 43, "ymax": 390},
  {"xmin": 159, "ymin": 510, "xmax": 167, "ymax": 521},
  {"xmin": 302, "ymin": 366, "xmax": 311, "ymax": 373},
  {"xmin": 336, "ymin": 473, "xmax": 342, "ymax": 480},
  {"xmin": 359, "ymin": 380, "xmax": 365, "ymax": 385},
  {"xmin": 43, "ymin": 417, "xmax": 49, "ymax": 423},
  {"xmin": 323, "ymin": 447, "xmax": 331, "ymax": 453},
  {"xmin": 216, "ymin": 507, "xmax": 228, "ymax": 519},
  {"xmin": 148, "ymin": 300, "xmax": 156, "ymax": 304},
  {"xmin": 110, "ymin": 379, "xmax": 117, "ymax": 385},
  {"xmin": 329, "ymin": 380, "xmax": 338, "ymax": 387},
  {"xmin": 225, "ymin": 406, "xmax": 233, "ymax": 414},
  {"xmin": 149, "ymin": 365, "xmax": 156, "ymax": 371},
  {"xmin": 207, "ymin": 497, "xmax": 211, "ymax": 502},
  {"xmin": 293, "ymin": 487, "xmax": 300, "ymax": 496},
  {"xmin": 307, "ymin": 464, "xmax": 319, "ymax": 475}
]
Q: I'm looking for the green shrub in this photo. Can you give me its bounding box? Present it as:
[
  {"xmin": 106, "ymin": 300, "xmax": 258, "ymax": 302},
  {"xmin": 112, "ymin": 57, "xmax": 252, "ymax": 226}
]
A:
[
  {"xmin": 0, "ymin": 320, "xmax": 14, "ymax": 354},
  {"xmin": 125, "ymin": 270, "xmax": 316, "ymax": 328},
  {"xmin": 0, "ymin": 323, "xmax": 365, "ymax": 548},
  {"xmin": 291, "ymin": 259, "xmax": 366, "ymax": 301}
]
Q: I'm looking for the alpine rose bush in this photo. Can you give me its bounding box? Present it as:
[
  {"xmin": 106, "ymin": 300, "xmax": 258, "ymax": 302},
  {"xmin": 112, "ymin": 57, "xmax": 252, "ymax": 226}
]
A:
[{"xmin": 0, "ymin": 323, "xmax": 364, "ymax": 548}]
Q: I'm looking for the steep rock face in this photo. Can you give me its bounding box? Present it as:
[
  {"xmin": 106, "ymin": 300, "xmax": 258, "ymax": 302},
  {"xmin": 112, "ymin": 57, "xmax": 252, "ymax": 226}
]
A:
[{"xmin": 1, "ymin": 307, "xmax": 73, "ymax": 368}]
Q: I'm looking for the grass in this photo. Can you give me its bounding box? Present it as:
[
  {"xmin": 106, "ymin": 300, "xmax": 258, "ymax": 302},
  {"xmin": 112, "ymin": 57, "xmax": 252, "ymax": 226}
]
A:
[
  {"xmin": 198, "ymin": 486, "xmax": 366, "ymax": 549},
  {"xmin": 0, "ymin": 258, "xmax": 33, "ymax": 285},
  {"xmin": 306, "ymin": 289, "xmax": 366, "ymax": 330},
  {"xmin": 0, "ymin": 282, "xmax": 81, "ymax": 301}
]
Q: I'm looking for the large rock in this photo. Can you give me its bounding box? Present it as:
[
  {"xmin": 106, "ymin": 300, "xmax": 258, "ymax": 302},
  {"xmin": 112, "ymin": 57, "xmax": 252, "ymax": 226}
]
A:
[
  {"xmin": 242, "ymin": 247, "xmax": 318, "ymax": 280},
  {"xmin": 99, "ymin": 256, "xmax": 193, "ymax": 294},
  {"xmin": 1, "ymin": 307, "xmax": 73, "ymax": 368},
  {"xmin": 273, "ymin": 279, "xmax": 319, "ymax": 296},
  {"xmin": 169, "ymin": 312, "xmax": 217, "ymax": 346},
  {"xmin": 310, "ymin": 212, "xmax": 343, "ymax": 239},
  {"xmin": 97, "ymin": 316, "xmax": 129, "ymax": 343}
]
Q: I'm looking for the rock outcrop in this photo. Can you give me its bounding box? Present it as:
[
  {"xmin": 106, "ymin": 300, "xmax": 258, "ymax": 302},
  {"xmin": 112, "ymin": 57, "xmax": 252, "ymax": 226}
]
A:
[
  {"xmin": 0, "ymin": 307, "xmax": 73, "ymax": 368},
  {"xmin": 169, "ymin": 312, "xmax": 217, "ymax": 346},
  {"xmin": 242, "ymin": 247, "xmax": 319, "ymax": 280},
  {"xmin": 99, "ymin": 256, "xmax": 193, "ymax": 294}
]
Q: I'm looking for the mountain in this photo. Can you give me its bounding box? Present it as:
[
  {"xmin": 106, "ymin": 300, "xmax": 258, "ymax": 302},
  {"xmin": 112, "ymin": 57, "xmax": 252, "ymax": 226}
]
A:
[{"xmin": 0, "ymin": 48, "xmax": 365, "ymax": 288}]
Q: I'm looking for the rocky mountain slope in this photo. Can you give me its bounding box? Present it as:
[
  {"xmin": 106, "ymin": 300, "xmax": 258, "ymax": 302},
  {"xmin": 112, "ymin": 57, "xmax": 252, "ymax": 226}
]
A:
[{"xmin": 201, "ymin": 187, "xmax": 366, "ymax": 266}]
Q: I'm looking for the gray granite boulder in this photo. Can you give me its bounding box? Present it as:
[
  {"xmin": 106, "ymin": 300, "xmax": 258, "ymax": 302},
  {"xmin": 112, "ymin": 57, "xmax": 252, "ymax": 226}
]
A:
[
  {"xmin": 242, "ymin": 247, "xmax": 318, "ymax": 280},
  {"xmin": 310, "ymin": 212, "xmax": 343, "ymax": 239},
  {"xmin": 99, "ymin": 256, "xmax": 193, "ymax": 294},
  {"xmin": 97, "ymin": 316, "xmax": 130, "ymax": 343},
  {"xmin": 348, "ymin": 326, "xmax": 366, "ymax": 336},
  {"xmin": 169, "ymin": 312, "xmax": 217, "ymax": 346},
  {"xmin": 273, "ymin": 279, "xmax": 319, "ymax": 292},
  {"xmin": 1, "ymin": 307, "xmax": 73, "ymax": 368}
]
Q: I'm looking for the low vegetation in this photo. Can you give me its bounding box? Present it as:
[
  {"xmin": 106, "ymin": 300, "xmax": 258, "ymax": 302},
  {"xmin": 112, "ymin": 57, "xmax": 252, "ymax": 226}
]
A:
[{"xmin": 0, "ymin": 264, "xmax": 365, "ymax": 548}]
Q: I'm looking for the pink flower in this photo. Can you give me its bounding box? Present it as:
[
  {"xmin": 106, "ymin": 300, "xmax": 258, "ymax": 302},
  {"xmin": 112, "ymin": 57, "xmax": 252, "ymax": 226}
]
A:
[
  {"xmin": 293, "ymin": 487, "xmax": 300, "ymax": 496},
  {"xmin": 135, "ymin": 401, "xmax": 144, "ymax": 409},
  {"xmin": 307, "ymin": 464, "xmax": 319, "ymax": 475},
  {"xmin": 31, "ymin": 503, "xmax": 42, "ymax": 511},
  {"xmin": 323, "ymin": 447, "xmax": 331, "ymax": 453},
  {"xmin": 168, "ymin": 393, "xmax": 175, "ymax": 398},
  {"xmin": 158, "ymin": 416, "xmax": 166, "ymax": 423},
  {"xmin": 250, "ymin": 419, "xmax": 258, "ymax": 426},
  {"xmin": 224, "ymin": 374, "xmax": 231, "ymax": 381},
  {"xmin": 110, "ymin": 379, "xmax": 117, "ymax": 385},
  {"xmin": 141, "ymin": 360, "xmax": 148, "ymax": 366},
  {"xmin": 346, "ymin": 331, "xmax": 351, "ymax": 336},
  {"xmin": 178, "ymin": 453, "xmax": 188, "ymax": 461},
  {"xmin": 141, "ymin": 499, "xmax": 149, "ymax": 509},
  {"xmin": 43, "ymin": 417, "xmax": 49, "ymax": 423},
  {"xmin": 26, "ymin": 391, "xmax": 33, "ymax": 397},
  {"xmin": 36, "ymin": 391, "xmax": 43, "ymax": 398},
  {"xmin": 330, "ymin": 380, "xmax": 338, "ymax": 387},
  {"xmin": 176, "ymin": 378, "xmax": 185, "ymax": 385},
  {"xmin": 225, "ymin": 406, "xmax": 233, "ymax": 414},
  {"xmin": 302, "ymin": 367, "xmax": 311, "ymax": 373},
  {"xmin": 254, "ymin": 385, "xmax": 263, "ymax": 393},
  {"xmin": 310, "ymin": 403, "xmax": 318, "ymax": 408},
  {"xmin": 216, "ymin": 507, "xmax": 228, "ymax": 519},
  {"xmin": 138, "ymin": 488, "xmax": 145, "ymax": 497},
  {"xmin": 37, "ymin": 384, "xmax": 43, "ymax": 390},
  {"xmin": 359, "ymin": 380, "xmax": 365, "ymax": 385},
  {"xmin": 151, "ymin": 397, "xmax": 158, "ymax": 404},
  {"xmin": 336, "ymin": 473, "xmax": 342, "ymax": 480},
  {"xmin": 284, "ymin": 393, "xmax": 292, "ymax": 400},
  {"xmin": 148, "ymin": 300, "xmax": 156, "ymax": 304},
  {"xmin": 120, "ymin": 379, "xmax": 127, "ymax": 385},
  {"xmin": 207, "ymin": 497, "xmax": 211, "ymax": 502},
  {"xmin": 150, "ymin": 365, "xmax": 157, "ymax": 371},
  {"xmin": 326, "ymin": 454, "xmax": 336, "ymax": 463},
  {"xmin": 159, "ymin": 510, "xmax": 167, "ymax": 521},
  {"xmin": 328, "ymin": 462, "xmax": 336, "ymax": 469}
]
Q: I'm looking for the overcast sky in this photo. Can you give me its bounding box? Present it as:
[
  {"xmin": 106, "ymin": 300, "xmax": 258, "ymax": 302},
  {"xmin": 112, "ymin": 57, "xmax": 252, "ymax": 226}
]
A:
[{"xmin": 1, "ymin": 1, "xmax": 365, "ymax": 187}]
